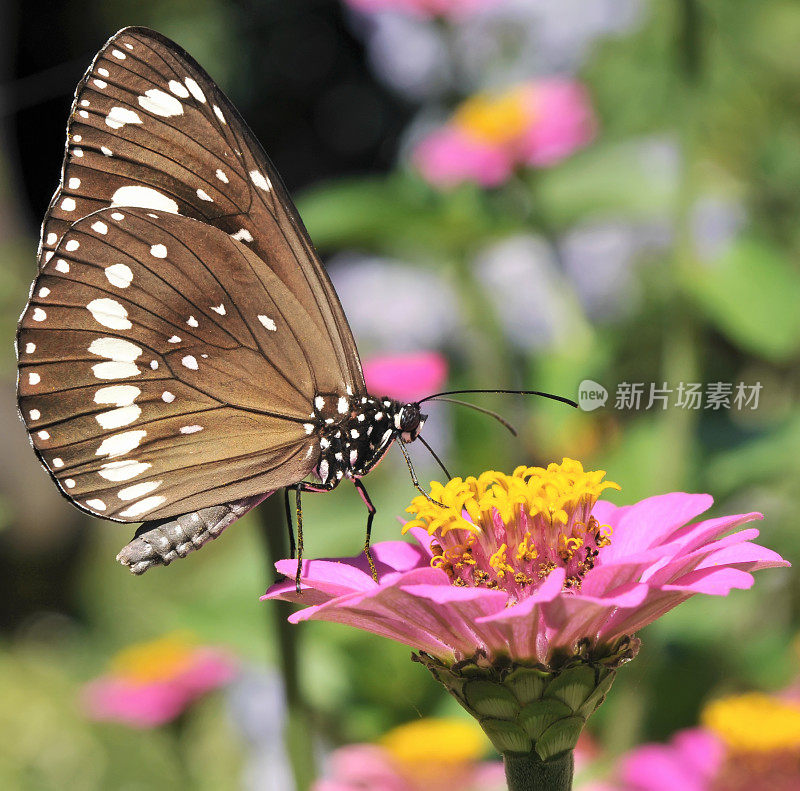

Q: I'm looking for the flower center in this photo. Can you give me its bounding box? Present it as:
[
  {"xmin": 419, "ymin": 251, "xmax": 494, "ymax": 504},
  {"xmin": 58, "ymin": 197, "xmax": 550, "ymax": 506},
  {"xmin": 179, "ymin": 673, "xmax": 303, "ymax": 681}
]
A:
[
  {"xmin": 405, "ymin": 458, "xmax": 619, "ymax": 598},
  {"xmin": 453, "ymin": 86, "xmax": 530, "ymax": 145},
  {"xmin": 110, "ymin": 632, "xmax": 197, "ymax": 684}
]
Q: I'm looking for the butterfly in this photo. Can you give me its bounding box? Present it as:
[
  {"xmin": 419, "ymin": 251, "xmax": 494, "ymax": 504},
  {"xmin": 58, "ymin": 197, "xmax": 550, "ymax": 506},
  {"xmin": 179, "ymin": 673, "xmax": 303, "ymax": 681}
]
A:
[{"xmin": 16, "ymin": 27, "xmax": 575, "ymax": 575}]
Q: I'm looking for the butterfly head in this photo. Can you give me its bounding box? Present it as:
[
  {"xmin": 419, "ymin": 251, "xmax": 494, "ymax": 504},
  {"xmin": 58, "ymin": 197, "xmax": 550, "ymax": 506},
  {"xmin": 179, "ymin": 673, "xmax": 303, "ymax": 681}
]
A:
[{"xmin": 396, "ymin": 402, "xmax": 427, "ymax": 443}]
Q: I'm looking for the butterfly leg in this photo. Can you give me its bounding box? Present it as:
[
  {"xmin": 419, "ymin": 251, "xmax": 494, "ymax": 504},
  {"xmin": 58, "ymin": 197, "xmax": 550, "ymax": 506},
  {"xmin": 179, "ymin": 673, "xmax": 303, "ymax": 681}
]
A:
[
  {"xmin": 283, "ymin": 487, "xmax": 297, "ymax": 560},
  {"xmin": 352, "ymin": 478, "xmax": 378, "ymax": 582},
  {"xmin": 397, "ymin": 440, "xmax": 445, "ymax": 508},
  {"xmin": 287, "ymin": 480, "xmax": 337, "ymax": 591}
]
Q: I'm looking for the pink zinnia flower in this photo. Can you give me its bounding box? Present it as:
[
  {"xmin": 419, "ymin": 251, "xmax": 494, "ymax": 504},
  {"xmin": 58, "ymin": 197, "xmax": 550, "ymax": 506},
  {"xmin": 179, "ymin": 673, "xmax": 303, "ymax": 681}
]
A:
[
  {"xmin": 343, "ymin": 0, "xmax": 499, "ymax": 20},
  {"xmin": 314, "ymin": 718, "xmax": 504, "ymax": 791},
  {"xmin": 82, "ymin": 632, "xmax": 236, "ymax": 728},
  {"xmin": 413, "ymin": 79, "xmax": 596, "ymax": 188},
  {"xmin": 362, "ymin": 351, "xmax": 448, "ymax": 403},
  {"xmin": 605, "ymin": 693, "xmax": 800, "ymax": 791},
  {"xmin": 266, "ymin": 459, "xmax": 786, "ymax": 666}
]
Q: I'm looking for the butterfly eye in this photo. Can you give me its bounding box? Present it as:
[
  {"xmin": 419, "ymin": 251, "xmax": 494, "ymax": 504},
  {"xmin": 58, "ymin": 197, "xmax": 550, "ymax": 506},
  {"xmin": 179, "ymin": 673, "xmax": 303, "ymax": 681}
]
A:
[{"xmin": 399, "ymin": 405, "xmax": 425, "ymax": 438}]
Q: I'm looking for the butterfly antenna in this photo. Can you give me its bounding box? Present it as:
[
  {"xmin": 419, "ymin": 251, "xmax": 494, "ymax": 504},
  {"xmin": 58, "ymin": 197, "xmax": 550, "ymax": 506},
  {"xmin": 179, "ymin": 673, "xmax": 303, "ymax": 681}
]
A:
[
  {"xmin": 418, "ymin": 388, "xmax": 578, "ymax": 409},
  {"xmin": 427, "ymin": 396, "xmax": 518, "ymax": 437},
  {"xmin": 416, "ymin": 434, "xmax": 453, "ymax": 480}
]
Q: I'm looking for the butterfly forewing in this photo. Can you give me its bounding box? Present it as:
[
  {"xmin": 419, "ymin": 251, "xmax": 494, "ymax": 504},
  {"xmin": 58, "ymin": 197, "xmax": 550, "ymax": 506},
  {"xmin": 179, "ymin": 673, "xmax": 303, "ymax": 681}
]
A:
[{"xmin": 38, "ymin": 26, "xmax": 363, "ymax": 396}]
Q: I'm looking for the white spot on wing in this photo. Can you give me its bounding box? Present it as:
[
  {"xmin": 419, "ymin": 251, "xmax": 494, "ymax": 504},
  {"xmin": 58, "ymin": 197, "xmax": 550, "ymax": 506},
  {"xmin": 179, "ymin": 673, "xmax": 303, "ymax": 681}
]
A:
[
  {"xmin": 96, "ymin": 405, "xmax": 141, "ymax": 429},
  {"xmin": 161, "ymin": 391, "xmax": 175, "ymax": 403},
  {"xmin": 29, "ymin": 372, "xmax": 41, "ymax": 385},
  {"xmin": 86, "ymin": 498, "xmax": 107, "ymax": 511},
  {"xmin": 304, "ymin": 423, "xmax": 314, "ymax": 434},
  {"xmin": 92, "ymin": 361, "xmax": 140, "ymax": 380},
  {"xmin": 138, "ymin": 88, "xmax": 183, "ymax": 117},
  {"xmin": 25, "ymin": 343, "xmax": 36, "ymax": 354},
  {"xmin": 106, "ymin": 106, "xmax": 142, "ymax": 129},
  {"xmin": 61, "ymin": 197, "xmax": 76, "ymax": 211},
  {"xmin": 112, "ymin": 48, "xmax": 126, "ymax": 59},
  {"xmin": 186, "ymin": 316, "xmax": 198, "ymax": 328},
  {"xmin": 180, "ymin": 425, "xmax": 203, "ymax": 434},
  {"xmin": 38, "ymin": 287, "xmax": 50, "ymax": 298},
  {"xmin": 181, "ymin": 355, "xmax": 198, "ymax": 370},
  {"xmin": 29, "ymin": 409, "xmax": 40, "ymax": 421},
  {"xmin": 118, "ymin": 480, "xmax": 162, "ymax": 501},
  {"xmin": 213, "ymin": 105, "xmax": 226, "ymax": 124},
  {"xmin": 98, "ymin": 68, "xmax": 109, "ymax": 77},
  {"xmin": 68, "ymin": 178, "xmax": 80, "ymax": 189},
  {"xmin": 87, "ymin": 298, "xmax": 131, "ymax": 330},
  {"xmin": 119, "ymin": 495, "xmax": 166, "ymax": 517},
  {"xmin": 150, "ymin": 244, "xmax": 167, "ymax": 258},
  {"xmin": 99, "ymin": 459, "xmax": 151, "ymax": 481},
  {"xmin": 196, "ymin": 189, "xmax": 213, "ymax": 202},
  {"xmin": 184, "ymin": 78, "xmax": 206, "ymax": 103},
  {"xmin": 94, "ymin": 385, "xmax": 140, "ymax": 406},
  {"xmin": 91, "ymin": 221, "xmax": 108, "ymax": 234},
  {"xmin": 89, "ymin": 337, "xmax": 142, "ymax": 362},
  {"xmin": 95, "ymin": 430, "xmax": 146, "ymax": 458},
  {"xmin": 105, "ymin": 264, "xmax": 133, "ymax": 288},
  {"xmin": 111, "ymin": 186, "xmax": 178, "ymax": 214},
  {"xmin": 65, "ymin": 239, "xmax": 79, "ymax": 252},
  {"xmin": 169, "ymin": 79, "xmax": 190, "ymax": 98},
  {"xmin": 231, "ymin": 228, "xmax": 253, "ymax": 243},
  {"xmin": 65, "ymin": 479, "xmax": 75, "ymax": 488},
  {"xmin": 46, "ymin": 233, "xmax": 57, "ymax": 245},
  {"xmin": 215, "ymin": 169, "xmax": 229, "ymax": 183},
  {"xmin": 101, "ymin": 146, "xmax": 113, "ymax": 157},
  {"xmin": 249, "ymin": 170, "xmax": 272, "ymax": 192},
  {"xmin": 93, "ymin": 79, "xmax": 107, "ymax": 89},
  {"xmin": 211, "ymin": 304, "xmax": 226, "ymax": 315},
  {"xmin": 37, "ymin": 430, "xmax": 50, "ymax": 440},
  {"xmin": 32, "ymin": 308, "xmax": 47, "ymax": 322},
  {"xmin": 315, "ymin": 396, "xmax": 324, "ymax": 409},
  {"xmin": 338, "ymin": 396, "xmax": 349, "ymax": 414},
  {"xmin": 55, "ymin": 260, "xmax": 70, "ymax": 273},
  {"xmin": 258, "ymin": 315, "xmax": 276, "ymax": 331}
]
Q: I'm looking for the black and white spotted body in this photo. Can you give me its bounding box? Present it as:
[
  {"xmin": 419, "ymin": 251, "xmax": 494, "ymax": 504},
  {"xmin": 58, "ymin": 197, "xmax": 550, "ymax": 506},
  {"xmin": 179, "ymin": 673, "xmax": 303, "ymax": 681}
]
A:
[{"xmin": 312, "ymin": 394, "xmax": 427, "ymax": 486}]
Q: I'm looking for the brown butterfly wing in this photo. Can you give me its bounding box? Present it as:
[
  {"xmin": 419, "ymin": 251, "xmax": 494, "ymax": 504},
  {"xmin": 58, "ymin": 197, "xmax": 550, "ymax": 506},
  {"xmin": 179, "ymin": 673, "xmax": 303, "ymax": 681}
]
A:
[
  {"xmin": 37, "ymin": 25, "xmax": 364, "ymax": 396},
  {"xmin": 18, "ymin": 207, "xmax": 332, "ymax": 521}
]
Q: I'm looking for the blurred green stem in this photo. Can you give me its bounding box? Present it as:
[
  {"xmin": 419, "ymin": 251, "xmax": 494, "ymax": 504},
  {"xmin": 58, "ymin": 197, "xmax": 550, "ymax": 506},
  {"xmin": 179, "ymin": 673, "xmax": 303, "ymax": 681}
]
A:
[
  {"xmin": 258, "ymin": 495, "xmax": 316, "ymax": 791},
  {"xmin": 659, "ymin": 0, "xmax": 704, "ymax": 490}
]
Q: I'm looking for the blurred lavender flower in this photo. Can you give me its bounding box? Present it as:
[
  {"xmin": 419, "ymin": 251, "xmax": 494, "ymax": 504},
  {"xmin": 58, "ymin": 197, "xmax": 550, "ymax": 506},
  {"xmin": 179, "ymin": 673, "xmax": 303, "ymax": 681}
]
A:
[
  {"xmin": 691, "ymin": 196, "xmax": 747, "ymax": 263},
  {"xmin": 226, "ymin": 666, "xmax": 295, "ymax": 791},
  {"xmin": 345, "ymin": 0, "xmax": 644, "ymax": 100},
  {"xmin": 329, "ymin": 253, "xmax": 463, "ymax": 353},
  {"xmin": 472, "ymin": 234, "xmax": 589, "ymax": 350}
]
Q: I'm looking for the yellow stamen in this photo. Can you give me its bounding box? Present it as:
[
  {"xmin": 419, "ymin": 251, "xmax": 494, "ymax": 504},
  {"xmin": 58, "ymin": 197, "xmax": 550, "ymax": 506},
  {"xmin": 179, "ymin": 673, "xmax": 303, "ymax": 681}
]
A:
[
  {"xmin": 453, "ymin": 87, "xmax": 530, "ymax": 145},
  {"xmin": 702, "ymin": 693, "xmax": 800, "ymax": 753}
]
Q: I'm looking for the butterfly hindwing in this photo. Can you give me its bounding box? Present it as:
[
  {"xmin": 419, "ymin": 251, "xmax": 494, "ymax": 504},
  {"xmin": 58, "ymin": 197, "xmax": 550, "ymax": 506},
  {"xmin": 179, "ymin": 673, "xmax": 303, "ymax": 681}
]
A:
[{"xmin": 18, "ymin": 207, "xmax": 331, "ymax": 522}]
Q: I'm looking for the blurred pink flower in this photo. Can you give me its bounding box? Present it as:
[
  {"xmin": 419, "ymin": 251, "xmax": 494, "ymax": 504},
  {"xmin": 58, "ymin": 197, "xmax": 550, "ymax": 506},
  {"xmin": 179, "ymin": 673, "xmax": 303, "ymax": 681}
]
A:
[
  {"xmin": 413, "ymin": 79, "xmax": 596, "ymax": 188},
  {"xmin": 264, "ymin": 460, "xmax": 787, "ymax": 665},
  {"xmin": 313, "ymin": 718, "xmax": 505, "ymax": 791},
  {"xmin": 617, "ymin": 728, "xmax": 724, "ymax": 791},
  {"xmin": 344, "ymin": 0, "xmax": 499, "ymax": 20},
  {"xmin": 362, "ymin": 351, "xmax": 448, "ymax": 403},
  {"xmin": 82, "ymin": 633, "xmax": 236, "ymax": 728}
]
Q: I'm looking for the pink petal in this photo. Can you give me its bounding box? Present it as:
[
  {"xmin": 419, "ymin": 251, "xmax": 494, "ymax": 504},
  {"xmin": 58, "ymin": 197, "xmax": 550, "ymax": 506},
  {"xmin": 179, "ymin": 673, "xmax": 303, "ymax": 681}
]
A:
[
  {"xmin": 362, "ymin": 351, "xmax": 448, "ymax": 403},
  {"xmin": 413, "ymin": 126, "xmax": 514, "ymax": 188},
  {"xmin": 599, "ymin": 493, "xmax": 714, "ymax": 560},
  {"xmin": 520, "ymin": 78, "xmax": 597, "ymax": 167}
]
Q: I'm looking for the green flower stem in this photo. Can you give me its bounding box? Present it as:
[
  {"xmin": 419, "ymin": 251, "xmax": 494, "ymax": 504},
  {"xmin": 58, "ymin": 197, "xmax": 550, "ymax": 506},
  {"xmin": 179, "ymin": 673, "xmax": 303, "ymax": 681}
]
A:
[
  {"xmin": 504, "ymin": 749, "xmax": 574, "ymax": 791},
  {"xmin": 258, "ymin": 496, "xmax": 316, "ymax": 791}
]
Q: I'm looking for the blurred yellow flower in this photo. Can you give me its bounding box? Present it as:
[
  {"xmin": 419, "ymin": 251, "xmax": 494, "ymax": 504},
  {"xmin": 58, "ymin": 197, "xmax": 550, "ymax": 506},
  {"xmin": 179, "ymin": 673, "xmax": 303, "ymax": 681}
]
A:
[{"xmin": 702, "ymin": 693, "xmax": 800, "ymax": 753}]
